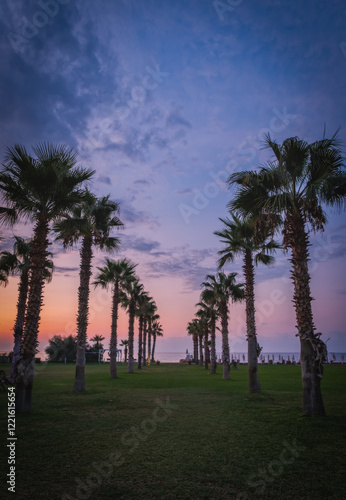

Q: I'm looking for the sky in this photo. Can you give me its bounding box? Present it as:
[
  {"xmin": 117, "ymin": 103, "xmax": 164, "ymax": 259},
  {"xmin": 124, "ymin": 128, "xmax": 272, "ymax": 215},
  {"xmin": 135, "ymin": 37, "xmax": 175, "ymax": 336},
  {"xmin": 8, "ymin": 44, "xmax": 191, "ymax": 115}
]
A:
[{"xmin": 0, "ymin": 0, "xmax": 346, "ymax": 358}]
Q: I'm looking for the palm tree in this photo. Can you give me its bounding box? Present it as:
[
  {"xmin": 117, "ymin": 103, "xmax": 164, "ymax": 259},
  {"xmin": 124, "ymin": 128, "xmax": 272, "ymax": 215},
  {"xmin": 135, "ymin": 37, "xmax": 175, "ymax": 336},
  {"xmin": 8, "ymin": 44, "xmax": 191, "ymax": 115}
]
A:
[
  {"xmin": 121, "ymin": 278, "xmax": 144, "ymax": 373},
  {"xmin": 229, "ymin": 132, "xmax": 346, "ymax": 415},
  {"xmin": 195, "ymin": 307, "xmax": 210, "ymax": 370},
  {"xmin": 0, "ymin": 143, "xmax": 93, "ymax": 412},
  {"xmin": 215, "ymin": 214, "xmax": 280, "ymax": 392},
  {"xmin": 0, "ymin": 237, "xmax": 31, "ymax": 382},
  {"xmin": 187, "ymin": 319, "xmax": 199, "ymax": 364},
  {"xmin": 135, "ymin": 290, "xmax": 150, "ymax": 369},
  {"xmin": 202, "ymin": 272, "xmax": 244, "ymax": 379},
  {"xmin": 141, "ymin": 297, "xmax": 152, "ymax": 367},
  {"xmin": 94, "ymin": 258, "xmax": 137, "ymax": 377},
  {"xmin": 120, "ymin": 339, "xmax": 128, "ymax": 362},
  {"xmin": 198, "ymin": 292, "xmax": 219, "ymax": 374},
  {"xmin": 146, "ymin": 302, "xmax": 158, "ymax": 365},
  {"xmin": 55, "ymin": 191, "xmax": 123, "ymax": 391},
  {"xmin": 151, "ymin": 320, "xmax": 163, "ymax": 362},
  {"xmin": 0, "ymin": 237, "xmax": 54, "ymax": 382}
]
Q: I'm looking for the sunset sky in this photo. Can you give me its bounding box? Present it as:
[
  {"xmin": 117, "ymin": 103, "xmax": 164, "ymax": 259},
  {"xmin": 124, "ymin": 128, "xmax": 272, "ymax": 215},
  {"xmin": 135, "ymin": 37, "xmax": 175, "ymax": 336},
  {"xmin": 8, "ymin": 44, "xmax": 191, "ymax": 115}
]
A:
[{"xmin": 0, "ymin": 0, "xmax": 345, "ymax": 358}]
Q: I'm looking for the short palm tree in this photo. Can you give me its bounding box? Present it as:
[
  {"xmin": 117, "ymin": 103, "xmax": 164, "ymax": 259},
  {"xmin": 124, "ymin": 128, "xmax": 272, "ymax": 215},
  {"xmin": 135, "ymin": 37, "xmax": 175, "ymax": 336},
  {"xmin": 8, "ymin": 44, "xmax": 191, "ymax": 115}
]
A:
[
  {"xmin": 94, "ymin": 258, "xmax": 137, "ymax": 377},
  {"xmin": 0, "ymin": 237, "xmax": 54, "ymax": 382},
  {"xmin": 0, "ymin": 143, "xmax": 93, "ymax": 412},
  {"xmin": 120, "ymin": 339, "xmax": 128, "ymax": 362},
  {"xmin": 55, "ymin": 191, "xmax": 123, "ymax": 391},
  {"xmin": 121, "ymin": 278, "xmax": 144, "ymax": 373},
  {"xmin": 229, "ymin": 132, "xmax": 346, "ymax": 415},
  {"xmin": 202, "ymin": 272, "xmax": 244, "ymax": 379},
  {"xmin": 215, "ymin": 214, "xmax": 280, "ymax": 392},
  {"xmin": 151, "ymin": 320, "xmax": 163, "ymax": 362}
]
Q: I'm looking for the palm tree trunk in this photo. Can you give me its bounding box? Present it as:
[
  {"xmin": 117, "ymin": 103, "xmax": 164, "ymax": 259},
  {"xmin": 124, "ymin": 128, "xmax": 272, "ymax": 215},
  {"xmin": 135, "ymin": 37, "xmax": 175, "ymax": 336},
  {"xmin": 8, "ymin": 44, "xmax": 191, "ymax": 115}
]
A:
[
  {"xmin": 193, "ymin": 334, "xmax": 199, "ymax": 365},
  {"xmin": 220, "ymin": 300, "xmax": 230, "ymax": 380},
  {"xmin": 204, "ymin": 325, "xmax": 209, "ymax": 370},
  {"xmin": 148, "ymin": 318, "xmax": 152, "ymax": 363},
  {"xmin": 128, "ymin": 302, "xmax": 135, "ymax": 373},
  {"xmin": 142, "ymin": 318, "xmax": 147, "ymax": 366},
  {"xmin": 15, "ymin": 218, "xmax": 49, "ymax": 412},
  {"xmin": 151, "ymin": 334, "xmax": 156, "ymax": 362},
  {"xmin": 138, "ymin": 315, "xmax": 143, "ymax": 370},
  {"xmin": 244, "ymin": 250, "xmax": 261, "ymax": 393},
  {"xmin": 210, "ymin": 314, "xmax": 217, "ymax": 374},
  {"xmin": 109, "ymin": 283, "xmax": 119, "ymax": 378},
  {"xmin": 10, "ymin": 268, "xmax": 29, "ymax": 383},
  {"xmin": 74, "ymin": 235, "xmax": 93, "ymax": 392},
  {"xmin": 198, "ymin": 335, "xmax": 204, "ymax": 366},
  {"xmin": 288, "ymin": 212, "xmax": 325, "ymax": 416}
]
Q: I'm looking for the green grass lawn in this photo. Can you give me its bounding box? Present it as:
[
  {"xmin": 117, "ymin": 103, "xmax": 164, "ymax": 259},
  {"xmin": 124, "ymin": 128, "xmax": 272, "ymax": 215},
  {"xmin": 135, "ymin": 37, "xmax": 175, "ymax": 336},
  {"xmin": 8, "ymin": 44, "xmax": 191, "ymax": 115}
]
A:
[{"xmin": 1, "ymin": 362, "xmax": 345, "ymax": 500}]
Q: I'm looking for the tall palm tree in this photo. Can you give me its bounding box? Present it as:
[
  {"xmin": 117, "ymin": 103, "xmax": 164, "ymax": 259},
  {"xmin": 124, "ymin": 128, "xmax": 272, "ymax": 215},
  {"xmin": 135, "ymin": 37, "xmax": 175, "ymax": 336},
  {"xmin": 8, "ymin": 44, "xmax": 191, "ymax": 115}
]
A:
[
  {"xmin": 198, "ymin": 292, "xmax": 219, "ymax": 374},
  {"xmin": 215, "ymin": 214, "xmax": 280, "ymax": 392},
  {"xmin": 202, "ymin": 272, "xmax": 244, "ymax": 379},
  {"xmin": 146, "ymin": 302, "xmax": 158, "ymax": 365},
  {"xmin": 94, "ymin": 258, "xmax": 137, "ymax": 377},
  {"xmin": 121, "ymin": 278, "xmax": 144, "ymax": 373},
  {"xmin": 187, "ymin": 319, "xmax": 199, "ymax": 364},
  {"xmin": 0, "ymin": 237, "xmax": 54, "ymax": 382},
  {"xmin": 135, "ymin": 290, "xmax": 150, "ymax": 369},
  {"xmin": 195, "ymin": 306, "xmax": 210, "ymax": 370},
  {"xmin": 141, "ymin": 297, "xmax": 152, "ymax": 367},
  {"xmin": 0, "ymin": 143, "xmax": 93, "ymax": 412},
  {"xmin": 151, "ymin": 320, "xmax": 163, "ymax": 362},
  {"xmin": 229, "ymin": 132, "xmax": 346, "ymax": 416},
  {"xmin": 55, "ymin": 191, "xmax": 123, "ymax": 391}
]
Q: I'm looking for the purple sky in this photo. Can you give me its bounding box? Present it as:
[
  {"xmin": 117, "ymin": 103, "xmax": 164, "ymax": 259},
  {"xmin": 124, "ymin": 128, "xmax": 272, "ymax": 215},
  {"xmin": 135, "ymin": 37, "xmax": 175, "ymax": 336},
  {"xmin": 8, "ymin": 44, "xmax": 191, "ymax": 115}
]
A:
[{"xmin": 0, "ymin": 0, "xmax": 345, "ymax": 356}]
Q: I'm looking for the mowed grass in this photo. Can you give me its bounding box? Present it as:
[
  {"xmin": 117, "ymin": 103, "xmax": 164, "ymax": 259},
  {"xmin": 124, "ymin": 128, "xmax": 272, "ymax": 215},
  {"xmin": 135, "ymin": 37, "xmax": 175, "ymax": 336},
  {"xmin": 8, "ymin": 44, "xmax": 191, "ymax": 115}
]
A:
[{"xmin": 1, "ymin": 362, "xmax": 345, "ymax": 500}]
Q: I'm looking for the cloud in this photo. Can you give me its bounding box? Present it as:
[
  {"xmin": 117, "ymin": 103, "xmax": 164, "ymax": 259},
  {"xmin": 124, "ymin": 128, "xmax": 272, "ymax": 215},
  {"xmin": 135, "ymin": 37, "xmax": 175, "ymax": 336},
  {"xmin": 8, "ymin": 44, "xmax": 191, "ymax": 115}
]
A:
[
  {"xmin": 122, "ymin": 235, "xmax": 161, "ymax": 253},
  {"xmin": 146, "ymin": 246, "xmax": 218, "ymax": 291},
  {"xmin": 119, "ymin": 203, "xmax": 160, "ymax": 229},
  {"xmin": 133, "ymin": 179, "xmax": 150, "ymax": 186},
  {"xmin": 174, "ymin": 188, "xmax": 193, "ymax": 195},
  {"xmin": 97, "ymin": 175, "xmax": 112, "ymax": 185},
  {"xmin": 166, "ymin": 110, "xmax": 192, "ymax": 129}
]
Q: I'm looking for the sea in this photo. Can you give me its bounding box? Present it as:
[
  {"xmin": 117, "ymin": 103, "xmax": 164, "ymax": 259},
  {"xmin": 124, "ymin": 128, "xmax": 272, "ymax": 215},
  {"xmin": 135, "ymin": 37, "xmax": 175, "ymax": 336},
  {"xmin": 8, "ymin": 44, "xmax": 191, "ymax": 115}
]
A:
[
  {"xmin": 30, "ymin": 350, "xmax": 345, "ymax": 364},
  {"xmin": 153, "ymin": 352, "xmax": 345, "ymax": 364}
]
